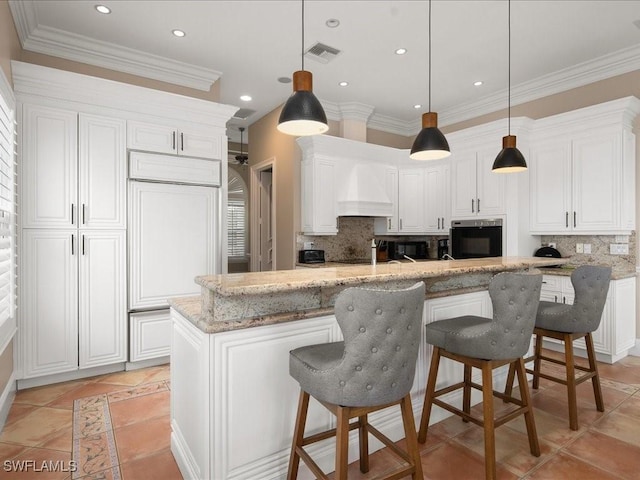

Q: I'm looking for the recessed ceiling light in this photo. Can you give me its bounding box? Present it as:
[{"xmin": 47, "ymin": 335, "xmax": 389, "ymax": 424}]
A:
[
  {"xmin": 240, "ymin": 95, "xmax": 252, "ymax": 102},
  {"xmin": 413, "ymin": 104, "xmax": 422, "ymax": 109},
  {"xmin": 395, "ymin": 48, "xmax": 407, "ymax": 55},
  {"xmin": 277, "ymin": 76, "xmax": 292, "ymax": 84},
  {"xmin": 95, "ymin": 5, "xmax": 111, "ymax": 14},
  {"xmin": 474, "ymin": 81, "xmax": 484, "ymax": 86},
  {"xmin": 172, "ymin": 29, "xmax": 186, "ymax": 38},
  {"xmin": 326, "ymin": 18, "xmax": 340, "ymax": 28},
  {"xmin": 338, "ymin": 81, "xmax": 348, "ymax": 87}
]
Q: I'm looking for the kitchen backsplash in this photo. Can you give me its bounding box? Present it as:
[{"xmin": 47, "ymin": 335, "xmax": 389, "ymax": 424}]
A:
[
  {"xmin": 296, "ymin": 217, "xmax": 446, "ymax": 261},
  {"xmin": 540, "ymin": 233, "xmax": 636, "ymax": 273}
]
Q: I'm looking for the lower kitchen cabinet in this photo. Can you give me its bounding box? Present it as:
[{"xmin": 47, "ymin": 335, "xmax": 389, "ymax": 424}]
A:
[
  {"xmin": 129, "ymin": 310, "xmax": 171, "ymax": 362},
  {"xmin": 540, "ymin": 274, "xmax": 636, "ymax": 363},
  {"xmin": 20, "ymin": 229, "xmax": 127, "ymax": 379}
]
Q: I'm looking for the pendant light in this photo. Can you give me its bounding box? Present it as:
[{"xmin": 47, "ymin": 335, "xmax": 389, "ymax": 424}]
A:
[
  {"xmin": 277, "ymin": 0, "xmax": 329, "ymax": 136},
  {"xmin": 410, "ymin": 0, "xmax": 450, "ymax": 161},
  {"xmin": 492, "ymin": 0, "xmax": 527, "ymax": 173}
]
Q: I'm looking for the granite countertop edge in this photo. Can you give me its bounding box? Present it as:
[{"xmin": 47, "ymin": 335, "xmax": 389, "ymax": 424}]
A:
[{"xmin": 537, "ymin": 267, "xmax": 636, "ymax": 280}]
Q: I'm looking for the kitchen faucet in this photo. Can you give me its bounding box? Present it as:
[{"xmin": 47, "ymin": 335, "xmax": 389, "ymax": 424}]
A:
[{"xmin": 441, "ymin": 253, "xmax": 455, "ymax": 260}]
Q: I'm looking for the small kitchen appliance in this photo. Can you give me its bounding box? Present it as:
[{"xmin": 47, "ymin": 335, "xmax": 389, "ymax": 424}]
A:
[
  {"xmin": 437, "ymin": 238, "xmax": 450, "ymax": 260},
  {"xmin": 387, "ymin": 241, "xmax": 428, "ymax": 260},
  {"xmin": 450, "ymin": 218, "xmax": 503, "ymax": 259},
  {"xmin": 298, "ymin": 249, "xmax": 325, "ymax": 264}
]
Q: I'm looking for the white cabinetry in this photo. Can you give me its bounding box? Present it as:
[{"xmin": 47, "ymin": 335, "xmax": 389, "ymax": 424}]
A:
[
  {"xmin": 18, "ymin": 104, "xmax": 127, "ymax": 380},
  {"xmin": 127, "ymin": 120, "xmax": 222, "ymax": 160},
  {"xmin": 530, "ymin": 97, "xmax": 639, "ymax": 235},
  {"xmin": 540, "ymin": 274, "xmax": 636, "ymax": 363},
  {"xmin": 397, "ymin": 168, "xmax": 425, "ymax": 233},
  {"xmin": 450, "ymin": 146, "xmax": 505, "ymax": 218}
]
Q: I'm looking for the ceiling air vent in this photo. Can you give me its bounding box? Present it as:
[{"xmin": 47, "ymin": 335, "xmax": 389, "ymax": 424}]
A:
[
  {"xmin": 304, "ymin": 42, "xmax": 341, "ymax": 64},
  {"xmin": 233, "ymin": 108, "xmax": 255, "ymax": 120}
]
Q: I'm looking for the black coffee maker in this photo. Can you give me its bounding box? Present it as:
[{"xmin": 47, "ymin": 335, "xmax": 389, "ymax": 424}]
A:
[{"xmin": 437, "ymin": 238, "xmax": 449, "ymax": 260}]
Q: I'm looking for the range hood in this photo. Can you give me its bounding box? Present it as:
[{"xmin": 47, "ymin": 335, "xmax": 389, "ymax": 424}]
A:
[{"xmin": 337, "ymin": 163, "xmax": 393, "ymax": 217}]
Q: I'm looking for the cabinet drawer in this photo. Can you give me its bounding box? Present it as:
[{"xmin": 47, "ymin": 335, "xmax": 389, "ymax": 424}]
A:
[
  {"xmin": 129, "ymin": 151, "xmax": 220, "ymax": 186},
  {"xmin": 130, "ymin": 311, "xmax": 171, "ymax": 362}
]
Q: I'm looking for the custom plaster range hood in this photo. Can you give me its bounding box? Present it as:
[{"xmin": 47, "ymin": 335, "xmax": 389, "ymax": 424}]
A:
[{"xmin": 337, "ymin": 163, "xmax": 393, "ymax": 217}]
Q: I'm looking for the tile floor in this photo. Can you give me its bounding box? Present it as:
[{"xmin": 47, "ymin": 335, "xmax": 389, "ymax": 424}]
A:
[{"xmin": 0, "ymin": 350, "xmax": 638, "ymax": 479}]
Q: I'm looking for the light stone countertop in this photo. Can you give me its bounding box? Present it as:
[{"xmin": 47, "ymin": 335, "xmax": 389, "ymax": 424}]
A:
[
  {"xmin": 169, "ymin": 257, "xmax": 572, "ymax": 334},
  {"xmin": 537, "ymin": 266, "xmax": 636, "ymax": 280}
]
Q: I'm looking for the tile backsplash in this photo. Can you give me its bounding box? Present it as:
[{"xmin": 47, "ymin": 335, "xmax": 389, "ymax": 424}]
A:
[{"xmin": 540, "ymin": 233, "xmax": 636, "ymax": 273}]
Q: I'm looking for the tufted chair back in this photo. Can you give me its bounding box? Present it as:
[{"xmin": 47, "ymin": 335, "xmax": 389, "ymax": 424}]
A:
[
  {"xmin": 563, "ymin": 265, "xmax": 611, "ymax": 333},
  {"xmin": 484, "ymin": 272, "xmax": 543, "ymax": 360}
]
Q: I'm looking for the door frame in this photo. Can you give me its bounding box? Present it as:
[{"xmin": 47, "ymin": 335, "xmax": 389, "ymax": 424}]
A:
[{"xmin": 250, "ymin": 157, "xmax": 276, "ymax": 272}]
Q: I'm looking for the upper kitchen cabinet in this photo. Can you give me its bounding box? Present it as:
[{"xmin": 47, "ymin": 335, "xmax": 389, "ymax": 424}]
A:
[
  {"xmin": 300, "ymin": 150, "xmax": 339, "ymax": 235},
  {"xmin": 397, "ymin": 167, "xmax": 426, "ymax": 233},
  {"xmin": 424, "ymin": 162, "xmax": 450, "ymax": 234},
  {"xmin": 127, "ymin": 120, "xmax": 222, "ymax": 160},
  {"xmin": 529, "ymin": 97, "xmax": 640, "ymax": 235},
  {"xmin": 20, "ymin": 106, "xmax": 126, "ymax": 229}
]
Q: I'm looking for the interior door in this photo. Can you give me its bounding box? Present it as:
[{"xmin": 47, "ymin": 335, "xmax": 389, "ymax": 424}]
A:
[
  {"xmin": 258, "ymin": 171, "xmax": 273, "ymax": 271},
  {"xmin": 129, "ymin": 181, "xmax": 217, "ymax": 310}
]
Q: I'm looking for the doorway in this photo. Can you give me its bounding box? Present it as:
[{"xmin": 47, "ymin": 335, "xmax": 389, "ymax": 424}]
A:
[{"xmin": 250, "ymin": 158, "xmax": 276, "ymax": 272}]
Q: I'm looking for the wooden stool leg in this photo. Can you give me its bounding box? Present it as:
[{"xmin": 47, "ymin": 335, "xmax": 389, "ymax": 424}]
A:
[
  {"xmin": 515, "ymin": 358, "xmax": 540, "ymax": 456},
  {"xmin": 335, "ymin": 406, "xmax": 350, "ymax": 480},
  {"xmin": 532, "ymin": 333, "xmax": 543, "ymax": 390},
  {"xmin": 287, "ymin": 390, "xmax": 310, "ymax": 480},
  {"xmin": 564, "ymin": 334, "xmax": 579, "ymax": 431},
  {"xmin": 504, "ymin": 363, "xmax": 515, "ymax": 400},
  {"xmin": 358, "ymin": 414, "xmax": 369, "ymax": 473},
  {"xmin": 400, "ymin": 394, "xmax": 424, "ymax": 480},
  {"xmin": 585, "ymin": 332, "xmax": 604, "ymax": 412},
  {"xmin": 481, "ymin": 361, "xmax": 496, "ymax": 480},
  {"xmin": 419, "ymin": 347, "xmax": 441, "ymax": 443},
  {"xmin": 463, "ymin": 364, "xmax": 472, "ymax": 421}
]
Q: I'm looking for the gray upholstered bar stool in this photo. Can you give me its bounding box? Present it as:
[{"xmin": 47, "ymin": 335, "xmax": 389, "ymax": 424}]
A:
[
  {"xmin": 505, "ymin": 265, "xmax": 611, "ymax": 431},
  {"xmin": 418, "ymin": 272, "xmax": 542, "ymax": 480},
  {"xmin": 287, "ymin": 282, "xmax": 425, "ymax": 480}
]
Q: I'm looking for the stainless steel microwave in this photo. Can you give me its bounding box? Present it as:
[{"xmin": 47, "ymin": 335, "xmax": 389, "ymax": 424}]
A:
[
  {"xmin": 450, "ymin": 219, "xmax": 502, "ymax": 259},
  {"xmin": 387, "ymin": 241, "xmax": 428, "ymax": 260}
]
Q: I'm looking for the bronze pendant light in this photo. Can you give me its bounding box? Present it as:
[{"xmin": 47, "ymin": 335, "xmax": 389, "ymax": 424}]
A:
[
  {"xmin": 410, "ymin": 0, "xmax": 450, "ymax": 161},
  {"xmin": 492, "ymin": 0, "xmax": 527, "ymax": 173},
  {"xmin": 277, "ymin": 0, "xmax": 329, "ymax": 136}
]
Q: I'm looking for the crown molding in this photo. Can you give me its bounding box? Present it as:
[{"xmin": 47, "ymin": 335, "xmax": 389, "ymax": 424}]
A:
[
  {"xmin": 8, "ymin": 1, "xmax": 220, "ymax": 91},
  {"xmin": 338, "ymin": 102, "xmax": 374, "ymax": 122}
]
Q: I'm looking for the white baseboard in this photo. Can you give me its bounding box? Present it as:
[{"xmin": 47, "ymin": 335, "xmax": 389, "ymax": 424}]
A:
[
  {"xmin": 125, "ymin": 356, "xmax": 169, "ymax": 371},
  {"xmin": 17, "ymin": 363, "xmax": 125, "ymax": 390},
  {"xmin": 0, "ymin": 372, "xmax": 17, "ymax": 432},
  {"xmin": 628, "ymin": 339, "xmax": 640, "ymax": 357}
]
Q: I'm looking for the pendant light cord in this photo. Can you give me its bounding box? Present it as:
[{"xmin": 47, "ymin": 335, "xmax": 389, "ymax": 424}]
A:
[
  {"xmin": 301, "ymin": 0, "xmax": 305, "ymax": 71},
  {"xmin": 428, "ymin": 0, "xmax": 432, "ymax": 112},
  {"xmin": 508, "ymin": 0, "xmax": 511, "ymax": 135}
]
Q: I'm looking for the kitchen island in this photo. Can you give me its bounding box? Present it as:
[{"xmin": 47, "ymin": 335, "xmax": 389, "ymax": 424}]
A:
[{"xmin": 169, "ymin": 257, "xmax": 565, "ymax": 480}]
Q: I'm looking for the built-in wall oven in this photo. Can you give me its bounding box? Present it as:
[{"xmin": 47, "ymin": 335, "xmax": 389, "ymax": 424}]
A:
[{"xmin": 450, "ymin": 219, "xmax": 502, "ymax": 259}]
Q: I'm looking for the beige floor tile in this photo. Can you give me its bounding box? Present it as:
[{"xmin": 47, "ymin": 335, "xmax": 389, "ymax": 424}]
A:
[
  {"xmin": 526, "ymin": 451, "xmax": 622, "ymax": 480},
  {"xmin": 591, "ymin": 410, "xmax": 640, "ymax": 447},
  {"xmin": 113, "ymin": 416, "xmax": 171, "ymax": 464},
  {"xmin": 108, "ymin": 391, "xmax": 169, "ymax": 429},
  {"xmin": 2, "ymin": 446, "xmax": 73, "ymax": 480},
  {"xmin": 14, "ymin": 381, "xmax": 88, "ymax": 407},
  {"xmin": 119, "ymin": 448, "xmax": 180, "ymax": 480},
  {"xmin": 0, "ymin": 407, "xmax": 72, "ymax": 447}
]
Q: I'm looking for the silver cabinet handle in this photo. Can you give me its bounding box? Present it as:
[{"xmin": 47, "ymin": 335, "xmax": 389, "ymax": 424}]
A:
[
  {"xmin": 71, "ymin": 234, "xmax": 75, "ymax": 255},
  {"xmin": 554, "ymin": 295, "xmax": 558, "ymax": 302},
  {"xmin": 172, "ymin": 131, "xmax": 176, "ymax": 150},
  {"xmin": 573, "ymin": 211, "xmax": 576, "ymax": 228},
  {"xmin": 437, "ymin": 218, "xmax": 440, "ymax": 229},
  {"xmin": 82, "ymin": 234, "xmax": 85, "ymax": 255},
  {"xmin": 82, "ymin": 204, "xmax": 86, "ymax": 225},
  {"xmin": 566, "ymin": 211, "xmax": 569, "ymax": 228},
  {"xmin": 471, "ymin": 199, "xmax": 475, "ymax": 213},
  {"xmin": 388, "ymin": 218, "xmax": 391, "ymax": 229},
  {"xmin": 477, "ymin": 198, "xmax": 480, "ymax": 213},
  {"xmin": 180, "ymin": 132, "xmax": 184, "ymax": 151},
  {"xmin": 563, "ymin": 296, "xmax": 566, "ymax": 304},
  {"xmin": 71, "ymin": 204, "xmax": 75, "ymax": 225},
  {"xmin": 400, "ymin": 218, "xmax": 403, "ymax": 230}
]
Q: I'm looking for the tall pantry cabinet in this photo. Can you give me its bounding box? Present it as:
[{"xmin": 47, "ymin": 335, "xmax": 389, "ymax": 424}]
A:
[{"xmin": 19, "ymin": 105, "xmax": 127, "ymax": 379}]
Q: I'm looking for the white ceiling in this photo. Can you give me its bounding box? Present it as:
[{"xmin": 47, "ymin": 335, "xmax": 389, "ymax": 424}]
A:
[{"xmin": 9, "ymin": 1, "xmax": 640, "ymax": 142}]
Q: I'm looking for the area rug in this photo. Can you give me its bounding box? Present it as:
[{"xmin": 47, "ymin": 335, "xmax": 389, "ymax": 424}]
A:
[{"xmin": 71, "ymin": 381, "xmax": 169, "ymax": 479}]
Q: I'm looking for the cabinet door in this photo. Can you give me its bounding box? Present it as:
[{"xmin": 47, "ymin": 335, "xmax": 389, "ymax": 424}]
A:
[
  {"xmin": 572, "ymin": 132, "xmax": 621, "ymax": 232},
  {"xmin": 127, "ymin": 120, "xmax": 177, "ymax": 155},
  {"xmin": 21, "ymin": 230, "xmax": 78, "ymax": 378},
  {"xmin": 79, "ymin": 114, "xmax": 127, "ymax": 229},
  {"xmin": 529, "ymin": 139, "xmax": 572, "ymax": 233},
  {"xmin": 179, "ymin": 128, "xmax": 222, "ymax": 160},
  {"xmin": 374, "ymin": 167, "xmax": 398, "ymax": 234},
  {"xmin": 301, "ymin": 158, "xmax": 337, "ymax": 234},
  {"xmin": 450, "ymin": 150, "xmax": 477, "ymax": 217},
  {"xmin": 79, "ymin": 230, "xmax": 127, "ymax": 368},
  {"xmin": 398, "ymin": 168, "xmax": 425, "ymax": 232},
  {"xmin": 21, "ymin": 105, "xmax": 78, "ymax": 228},
  {"xmin": 424, "ymin": 164, "xmax": 449, "ymax": 233},
  {"xmin": 476, "ymin": 147, "xmax": 506, "ymax": 216}
]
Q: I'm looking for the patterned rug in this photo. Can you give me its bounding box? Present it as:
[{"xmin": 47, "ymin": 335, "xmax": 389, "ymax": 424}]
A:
[{"xmin": 72, "ymin": 381, "xmax": 170, "ymax": 479}]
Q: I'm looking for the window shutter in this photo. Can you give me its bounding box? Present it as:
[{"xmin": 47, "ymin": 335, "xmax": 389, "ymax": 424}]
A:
[{"xmin": 0, "ymin": 90, "xmax": 15, "ymax": 328}]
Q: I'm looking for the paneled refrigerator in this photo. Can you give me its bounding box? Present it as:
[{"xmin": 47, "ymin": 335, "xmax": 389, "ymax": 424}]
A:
[{"xmin": 128, "ymin": 151, "xmax": 220, "ymax": 363}]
